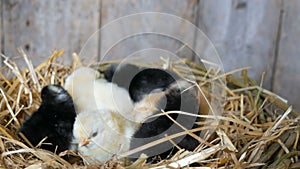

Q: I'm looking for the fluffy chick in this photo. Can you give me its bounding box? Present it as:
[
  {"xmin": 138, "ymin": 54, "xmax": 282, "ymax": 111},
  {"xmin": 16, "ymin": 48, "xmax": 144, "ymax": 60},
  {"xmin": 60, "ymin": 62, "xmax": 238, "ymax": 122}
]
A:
[
  {"xmin": 64, "ymin": 67, "xmax": 100, "ymax": 114},
  {"xmin": 105, "ymin": 64, "xmax": 200, "ymax": 161},
  {"xmin": 64, "ymin": 67, "xmax": 133, "ymax": 115},
  {"xmin": 20, "ymin": 85, "xmax": 76, "ymax": 153},
  {"xmin": 104, "ymin": 63, "xmax": 179, "ymax": 102},
  {"xmin": 104, "ymin": 63, "xmax": 141, "ymax": 91},
  {"xmin": 68, "ymin": 68, "xmax": 136, "ymax": 163},
  {"xmin": 130, "ymin": 80, "xmax": 200, "ymax": 161},
  {"xmin": 71, "ymin": 91, "xmax": 167, "ymax": 164},
  {"xmin": 72, "ymin": 109, "xmax": 138, "ymax": 164},
  {"xmin": 128, "ymin": 68, "xmax": 179, "ymax": 102},
  {"xmin": 72, "ymin": 80, "xmax": 198, "ymax": 164}
]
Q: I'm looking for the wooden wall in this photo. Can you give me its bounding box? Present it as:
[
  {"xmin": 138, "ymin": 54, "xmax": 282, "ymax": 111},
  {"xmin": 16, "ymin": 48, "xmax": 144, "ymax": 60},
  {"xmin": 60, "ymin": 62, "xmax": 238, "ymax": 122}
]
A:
[
  {"xmin": 2, "ymin": 0, "xmax": 100, "ymax": 65},
  {"xmin": 0, "ymin": 0, "xmax": 299, "ymax": 111}
]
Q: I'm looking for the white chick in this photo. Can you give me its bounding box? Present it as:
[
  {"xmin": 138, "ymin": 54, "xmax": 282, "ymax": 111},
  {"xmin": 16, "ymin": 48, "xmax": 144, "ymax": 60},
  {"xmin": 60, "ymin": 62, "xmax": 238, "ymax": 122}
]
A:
[
  {"xmin": 64, "ymin": 67, "xmax": 133, "ymax": 115},
  {"xmin": 66, "ymin": 67, "xmax": 136, "ymax": 163},
  {"xmin": 71, "ymin": 85, "xmax": 165, "ymax": 164},
  {"xmin": 64, "ymin": 67, "xmax": 100, "ymax": 114},
  {"xmin": 72, "ymin": 109, "xmax": 137, "ymax": 164}
]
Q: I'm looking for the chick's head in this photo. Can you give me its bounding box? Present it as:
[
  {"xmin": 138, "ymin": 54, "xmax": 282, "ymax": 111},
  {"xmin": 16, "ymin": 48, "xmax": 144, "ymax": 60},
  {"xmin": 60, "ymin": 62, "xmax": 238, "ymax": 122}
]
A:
[
  {"xmin": 41, "ymin": 85, "xmax": 72, "ymax": 105},
  {"xmin": 72, "ymin": 109, "xmax": 134, "ymax": 163},
  {"xmin": 72, "ymin": 110, "xmax": 102, "ymax": 147}
]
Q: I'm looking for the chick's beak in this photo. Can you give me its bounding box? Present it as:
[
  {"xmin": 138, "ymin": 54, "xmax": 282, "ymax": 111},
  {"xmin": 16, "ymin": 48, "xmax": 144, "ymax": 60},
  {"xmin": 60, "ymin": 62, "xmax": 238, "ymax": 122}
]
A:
[{"xmin": 80, "ymin": 139, "xmax": 90, "ymax": 147}]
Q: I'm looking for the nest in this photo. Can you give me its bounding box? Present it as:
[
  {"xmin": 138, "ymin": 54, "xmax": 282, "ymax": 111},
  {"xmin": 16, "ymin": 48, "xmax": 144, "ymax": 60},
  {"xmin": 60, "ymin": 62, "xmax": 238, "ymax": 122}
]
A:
[{"xmin": 0, "ymin": 49, "xmax": 299, "ymax": 169}]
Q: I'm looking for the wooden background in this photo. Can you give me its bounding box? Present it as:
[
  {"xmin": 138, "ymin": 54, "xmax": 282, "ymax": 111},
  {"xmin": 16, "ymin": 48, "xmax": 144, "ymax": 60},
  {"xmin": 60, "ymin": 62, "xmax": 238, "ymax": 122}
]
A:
[{"xmin": 0, "ymin": 0, "xmax": 299, "ymax": 111}]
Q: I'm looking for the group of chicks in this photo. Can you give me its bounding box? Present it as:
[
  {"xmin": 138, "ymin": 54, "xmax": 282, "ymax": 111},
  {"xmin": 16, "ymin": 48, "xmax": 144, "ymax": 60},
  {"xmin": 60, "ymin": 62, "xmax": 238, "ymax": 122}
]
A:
[{"xmin": 19, "ymin": 63, "xmax": 201, "ymax": 164}]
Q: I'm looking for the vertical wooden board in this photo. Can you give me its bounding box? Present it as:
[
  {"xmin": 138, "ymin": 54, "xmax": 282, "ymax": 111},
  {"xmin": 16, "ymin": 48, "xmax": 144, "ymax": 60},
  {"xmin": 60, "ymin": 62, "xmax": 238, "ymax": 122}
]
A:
[
  {"xmin": 196, "ymin": 0, "xmax": 281, "ymax": 89},
  {"xmin": 101, "ymin": 0, "xmax": 197, "ymax": 24},
  {"xmin": 98, "ymin": 0, "xmax": 198, "ymax": 63},
  {"xmin": 2, "ymin": 0, "xmax": 100, "ymax": 67},
  {"xmin": 274, "ymin": 1, "xmax": 300, "ymax": 111},
  {"xmin": 0, "ymin": 0, "xmax": 2, "ymax": 67}
]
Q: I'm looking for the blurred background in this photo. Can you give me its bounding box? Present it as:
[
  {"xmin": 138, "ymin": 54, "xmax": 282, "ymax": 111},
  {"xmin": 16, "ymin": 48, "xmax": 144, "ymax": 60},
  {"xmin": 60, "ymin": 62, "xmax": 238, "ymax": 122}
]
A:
[{"xmin": 0, "ymin": 0, "xmax": 299, "ymax": 111}]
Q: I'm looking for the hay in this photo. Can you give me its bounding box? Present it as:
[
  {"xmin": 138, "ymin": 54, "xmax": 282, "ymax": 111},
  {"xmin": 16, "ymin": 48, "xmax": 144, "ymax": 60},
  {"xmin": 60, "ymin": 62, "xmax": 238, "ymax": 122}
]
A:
[{"xmin": 0, "ymin": 49, "xmax": 299, "ymax": 169}]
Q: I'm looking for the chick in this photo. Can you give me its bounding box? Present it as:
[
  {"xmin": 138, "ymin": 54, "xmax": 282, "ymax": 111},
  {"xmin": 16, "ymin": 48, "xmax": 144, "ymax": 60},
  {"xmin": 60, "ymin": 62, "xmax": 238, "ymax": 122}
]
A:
[
  {"xmin": 71, "ymin": 89, "xmax": 168, "ymax": 164},
  {"xmin": 68, "ymin": 68, "xmax": 135, "ymax": 163},
  {"xmin": 71, "ymin": 66, "xmax": 199, "ymax": 163},
  {"xmin": 130, "ymin": 80, "xmax": 200, "ymax": 161},
  {"xmin": 104, "ymin": 63, "xmax": 179, "ymax": 102},
  {"xmin": 71, "ymin": 109, "xmax": 137, "ymax": 164},
  {"xmin": 64, "ymin": 67, "xmax": 100, "ymax": 114},
  {"xmin": 105, "ymin": 64, "xmax": 200, "ymax": 161},
  {"xmin": 104, "ymin": 63, "xmax": 141, "ymax": 91},
  {"xmin": 64, "ymin": 67, "xmax": 133, "ymax": 115},
  {"xmin": 19, "ymin": 85, "xmax": 76, "ymax": 153}
]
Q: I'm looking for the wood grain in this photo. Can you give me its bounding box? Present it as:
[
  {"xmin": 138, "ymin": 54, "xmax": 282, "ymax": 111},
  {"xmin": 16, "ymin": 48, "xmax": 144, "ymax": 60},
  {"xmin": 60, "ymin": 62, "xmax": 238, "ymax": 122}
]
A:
[
  {"xmin": 196, "ymin": 0, "xmax": 282, "ymax": 89},
  {"xmin": 98, "ymin": 0, "xmax": 198, "ymax": 63},
  {"xmin": 273, "ymin": 0, "xmax": 300, "ymax": 111},
  {"xmin": 2, "ymin": 0, "xmax": 100, "ymax": 67}
]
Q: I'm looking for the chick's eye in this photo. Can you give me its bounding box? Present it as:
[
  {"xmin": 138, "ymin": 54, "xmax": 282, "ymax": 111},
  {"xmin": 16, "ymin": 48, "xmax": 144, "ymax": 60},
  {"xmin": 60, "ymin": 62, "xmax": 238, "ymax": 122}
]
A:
[{"xmin": 91, "ymin": 131, "xmax": 98, "ymax": 137}]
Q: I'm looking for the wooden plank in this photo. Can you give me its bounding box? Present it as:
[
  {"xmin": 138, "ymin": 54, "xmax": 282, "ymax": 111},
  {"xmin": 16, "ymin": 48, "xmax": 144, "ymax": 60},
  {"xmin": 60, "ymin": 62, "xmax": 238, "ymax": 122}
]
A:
[
  {"xmin": 196, "ymin": 0, "xmax": 282, "ymax": 89},
  {"xmin": 273, "ymin": 0, "xmax": 300, "ymax": 111},
  {"xmin": 0, "ymin": 0, "xmax": 2, "ymax": 67},
  {"xmin": 2, "ymin": 0, "xmax": 100, "ymax": 67},
  {"xmin": 99, "ymin": 0, "xmax": 198, "ymax": 63}
]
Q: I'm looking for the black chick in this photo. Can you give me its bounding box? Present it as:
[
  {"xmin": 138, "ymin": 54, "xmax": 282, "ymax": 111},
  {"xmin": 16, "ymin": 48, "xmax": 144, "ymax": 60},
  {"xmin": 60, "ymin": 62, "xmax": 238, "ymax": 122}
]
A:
[
  {"xmin": 104, "ymin": 63, "xmax": 142, "ymax": 91},
  {"xmin": 130, "ymin": 80, "xmax": 200, "ymax": 161},
  {"xmin": 19, "ymin": 85, "xmax": 76, "ymax": 153},
  {"xmin": 129, "ymin": 68, "xmax": 180, "ymax": 102},
  {"xmin": 105, "ymin": 63, "xmax": 179, "ymax": 102}
]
